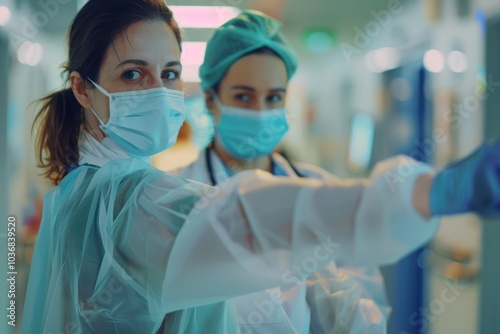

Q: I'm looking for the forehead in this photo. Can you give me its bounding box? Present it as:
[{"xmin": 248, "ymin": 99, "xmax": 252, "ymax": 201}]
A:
[
  {"xmin": 101, "ymin": 20, "xmax": 180, "ymax": 70},
  {"xmin": 221, "ymin": 53, "xmax": 288, "ymax": 90}
]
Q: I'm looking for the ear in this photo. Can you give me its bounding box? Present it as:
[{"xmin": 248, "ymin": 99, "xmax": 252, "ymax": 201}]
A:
[
  {"xmin": 205, "ymin": 89, "xmax": 221, "ymax": 124},
  {"xmin": 204, "ymin": 90, "xmax": 215, "ymax": 112},
  {"xmin": 70, "ymin": 71, "xmax": 92, "ymax": 109}
]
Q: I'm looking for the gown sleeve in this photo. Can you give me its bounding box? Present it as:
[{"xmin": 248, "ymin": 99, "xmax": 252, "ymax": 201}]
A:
[
  {"xmin": 115, "ymin": 155, "xmax": 438, "ymax": 313},
  {"xmin": 294, "ymin": 159, "xmax": 393, "ymax": 330},
  {"xmin": 22, "ymin": 155, "xmax": 438, "ymax": 333}
]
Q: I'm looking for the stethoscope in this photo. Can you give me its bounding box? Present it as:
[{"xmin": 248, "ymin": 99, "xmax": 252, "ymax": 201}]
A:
[{"xmin": 205, "ymin": 144, "xmax": 305, "ymax": 186}]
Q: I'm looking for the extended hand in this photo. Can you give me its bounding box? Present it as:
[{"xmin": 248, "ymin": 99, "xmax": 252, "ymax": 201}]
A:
[{"xmin": 430, "ymin": 139, "xmax": 500, "ymax": 216}]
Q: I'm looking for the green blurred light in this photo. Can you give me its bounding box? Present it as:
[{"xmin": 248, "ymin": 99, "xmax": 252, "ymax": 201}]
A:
[{"xmin": 304, "ymin": 30, "xmax": 336, "ymax": 54}]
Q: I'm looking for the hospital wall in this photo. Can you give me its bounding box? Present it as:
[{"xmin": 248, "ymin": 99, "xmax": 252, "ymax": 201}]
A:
[{"xmin": 281, "ymin": 0, "xmax": 486, "ymax": 175}]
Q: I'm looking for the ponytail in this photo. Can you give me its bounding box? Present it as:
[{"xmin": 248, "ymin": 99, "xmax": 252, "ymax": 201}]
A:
[{"xmin": 32, "ymin": 88, "xmax": 83, "ymax": 185}]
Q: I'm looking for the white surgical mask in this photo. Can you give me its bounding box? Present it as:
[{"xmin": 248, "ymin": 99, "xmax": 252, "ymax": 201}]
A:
[{"xmin": 88, "ymin": 78, "xmax": 185, "ymax": 157}]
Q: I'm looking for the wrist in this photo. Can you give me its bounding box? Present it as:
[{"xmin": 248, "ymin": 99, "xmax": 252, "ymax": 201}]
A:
[{"xmin": 412, "ymin": 173, "xmax": 434, "ymax": 219}]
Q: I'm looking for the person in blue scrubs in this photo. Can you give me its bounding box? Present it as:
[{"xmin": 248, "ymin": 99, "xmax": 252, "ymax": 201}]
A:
[{"xmin": 22, "ymin": 1, "xmax": 500, "ymax": 333}]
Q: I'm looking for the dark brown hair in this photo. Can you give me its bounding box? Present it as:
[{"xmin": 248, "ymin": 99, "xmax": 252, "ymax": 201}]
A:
[{"xmin": 33, "ymin": 0, "xmax": 182, "ymax": 185}]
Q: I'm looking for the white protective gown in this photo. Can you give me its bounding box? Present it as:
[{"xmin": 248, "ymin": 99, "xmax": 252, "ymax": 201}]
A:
[
  {"xmin": 21, "ymin": 132, "xmax": 439, "ymax": 334},
  {"xmin": 172, "ymin": 149, "xmax": 401, "ymax": 333}
]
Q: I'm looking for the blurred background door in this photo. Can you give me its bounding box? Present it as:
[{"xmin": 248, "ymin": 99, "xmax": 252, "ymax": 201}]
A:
[{"xmin": 479, "ymin": 13, "xmax": 500, "ymax": 334}]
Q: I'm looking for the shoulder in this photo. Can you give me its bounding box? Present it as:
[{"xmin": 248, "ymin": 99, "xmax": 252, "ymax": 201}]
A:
[
  {"xmin": 68, "ymin": 158, "xmax": 176, "ymax": 194},
  {"xmin": 93, "ymin": 158, "xmax": 208, "ymax": 203}
]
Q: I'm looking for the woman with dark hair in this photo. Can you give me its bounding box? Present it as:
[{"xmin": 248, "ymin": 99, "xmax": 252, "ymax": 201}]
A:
[{"xmin": 22, "ymin": 0, "xmax": 500, "ymax": 333}]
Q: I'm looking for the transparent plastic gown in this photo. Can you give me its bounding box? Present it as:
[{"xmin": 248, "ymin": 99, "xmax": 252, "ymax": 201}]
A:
[
  {"xmin": 175, "ymin": 150, "xmax": 393, "ymax": 333},
  {"xmin": 21, "ymin": 156, "xmax": 438, "ymax": 333}
]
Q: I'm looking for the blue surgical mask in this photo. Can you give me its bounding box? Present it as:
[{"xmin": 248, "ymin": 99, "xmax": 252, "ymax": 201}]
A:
[
  {"xmin": 212, "ymin": 91, "xmax": 289, "ymax": 161},
  {"xmin": 88, "ymin": 78, "xmax": 185, "ymax": 157}
]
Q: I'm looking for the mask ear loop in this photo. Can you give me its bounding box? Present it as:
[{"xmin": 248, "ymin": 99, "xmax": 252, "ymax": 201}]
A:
[
  {"xmin": 89, "ymin": 108, "xmax": 106, "ymax": 127},
  {"xmin": 209, "ymin": 88, "xmax": 224, "ymax": 111},
  {"xmin": 86, "ymin": 77, "xmax": 109, "ymax": 127},
  {"xmin": 208, "ymin": 88, "xmax": 225, "ymax": 146},
  {"xmin": 87, "ymin": 77, "xmax": 111, "ymax": 97}
]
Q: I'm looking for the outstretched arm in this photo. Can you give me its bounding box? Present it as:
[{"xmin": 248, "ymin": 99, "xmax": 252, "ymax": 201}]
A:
[
  {"xmin": 413, "ymin": 173, "xmax": 434, "ymax": 219},
  {"xmin": 160, "ymin": 156, "xmax": 438, "ymax": 312}
]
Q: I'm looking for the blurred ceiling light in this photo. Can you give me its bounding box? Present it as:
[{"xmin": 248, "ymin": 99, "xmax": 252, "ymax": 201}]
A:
[
  {"xmin": 181, "ymin": 42, "xmax": 207, "ymax": 66},
  {"xmin": 365, "ymin": 47, "xmax": 400, "ymax": 73},
  {"xmin": 182, "ymin": 65, "xmax": 201, "ymax": 83},
  {"xmin": 375, "ymin": 47, "xmax": 400, "ymax": 71},
  {"xmin": 305, "ymin": 31, "xmax": 334, "ymax": 54},
  {"xmin": 170, "ymin": 6, "xmax": 240, "ymax": 29},
  {"xmin": 348, "ymin": 114, "xmax": 375, "ymax": 173},
  {"xmin": 0, "ymin": 6, "xmax": 11, "ymax": 26},
  {"xmin": 447, "ymin": 50, "xmax": 468, "ymax": 73},
  {"xmin": 17, "ymin": 42, "xmax": 43, "ymax": 66},
  {"xmin": 424, "ymin": 49, "xmax": 445, "ymax": 73}
]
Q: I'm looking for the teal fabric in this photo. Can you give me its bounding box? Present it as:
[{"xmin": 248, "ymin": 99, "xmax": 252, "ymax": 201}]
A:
[
  {"xmin": 199, "ymin": 10, "xmax": 298, "ymax": 91},
  {"xmin": 215, "ymin": 106, "xmax": 289, "ymax": 161},
  {"xmin": 21, "ymin": 159, "xmax": 239, "ymax": 333},
  {"xmin": 430, "ymin": 138, "xmax": 500, "ymax": 216}
]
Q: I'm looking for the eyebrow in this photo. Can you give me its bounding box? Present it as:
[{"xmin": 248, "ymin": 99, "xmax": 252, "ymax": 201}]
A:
[
  {"xmin": 230, "ymin": 85, "xmax": 287, "ymax": 93},
  {"xmin": 115, "ymin": 59, "xmax": 182, "ymax": 69}
]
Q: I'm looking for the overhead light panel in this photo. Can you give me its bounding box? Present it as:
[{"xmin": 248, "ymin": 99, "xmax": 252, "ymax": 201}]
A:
[
  {"xmin": 182, "ymin": 65, "xmax": 201, "ymax": 83},
  {"xmin": 170, "ymin": 6, "xmax": 241, "ymax": 29},
  {"xmin": 181, "ymin": 42, "xmax": 207, "ymax": 65},
  {"xmin": 180, "ymin": 42, "xmax": 208, "ymax": 83},
  {"xmin": 0, "ymin": 6, "xmax": 11, "ymax": 26}
]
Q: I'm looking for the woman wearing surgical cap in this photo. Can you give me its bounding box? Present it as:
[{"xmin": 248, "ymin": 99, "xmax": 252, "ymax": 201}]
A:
[
  {"xmin": 174, "ymin": 9, "xmax": 500, "ymax": 333},
  {"xmin": 175, "ymin": 10, "xmax": 391, "ymax": 333}
]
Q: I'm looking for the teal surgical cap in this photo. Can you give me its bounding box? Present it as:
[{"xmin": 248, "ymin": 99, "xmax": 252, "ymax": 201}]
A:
[{"xmin": 199, "ymin": 10, "xmax": 298, "ymax": 91}]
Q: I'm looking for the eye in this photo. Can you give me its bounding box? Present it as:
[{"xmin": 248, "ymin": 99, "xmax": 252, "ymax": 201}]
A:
[
  {"xmin": 235, "ymin": 94, "xmax": 250, "ymax": 102},
  {"xmin": 162, "ymin": 70, "xmax": 179, "ymax": 80},
  {"xmin": 267, "ymin": 94, "xmax": 283, "ymax": 104},
  {"xmin": 122, "ymin": 70, "xmax": 141, "ymax": 80}
]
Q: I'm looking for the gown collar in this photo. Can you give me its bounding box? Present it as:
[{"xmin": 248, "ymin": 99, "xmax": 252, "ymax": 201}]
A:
[{"xmin": 78, "ymin": 130, "xmax": 150, "ymax": 167}]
